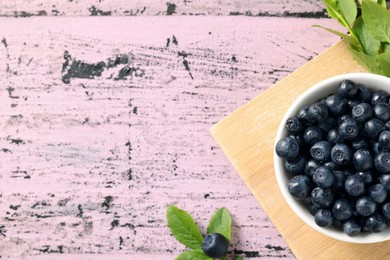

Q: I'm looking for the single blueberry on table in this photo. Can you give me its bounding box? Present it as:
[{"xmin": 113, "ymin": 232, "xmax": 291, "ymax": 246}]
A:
[
  {"xmin": 356, "ymin": 84, "xmax": 371, "ymax": 103},
  {"xmin": 201, "ymin": 233, "xmax": 229, "ymax": 258},
  {"xmin": 304, "ymin": 159, "xmax": 321, "ymax": 177},
  {"xmin": 286, "ymin": 117, "xmax": 304, "ymax": 134},
  {"xmin": 333, "ymin": 170, "xmax": 346, "ymax": 190},
  {"xmin": 311, "ymin": 187, "xmax": 333, "ymax": 208},
  {"xmin": 374, "ymin": 153, "xmax": 390, "ymax": 173},
  {"xmin": 352, "ymin": 149, "xmax": 373, "ymax": 171},
  {"xmin": 345, "ymin": 175, "xmax": 365, "ymax": 196},
  {"xmin": 287, "ymin": 175, "xmax": 312, "ymax": 200},
  {"xmin": 285, "ymin": 155, "xmax": 307, "ymax": 175},
  {"xmin": 308, "ymin": 102, "xmax": 329, "ymax": 122},
  {"xmin": 327, "ymin": 128, "xmax": 344, "ymax": 145},
  {"xmin": 378, "ymin": 130, "xmax": 390, "ymax": 150},
  {"xmin": 368, "ymin": 183, "xmax": 387, "ymax": 204},
  {"xmin": 338, "ymin": 79, "xmax": 357, "ymax": 99},
  {"xmin": 331, "ymin": 143, "xmax": 352, "ymax": 166},
  {"xmin": 275, "ymin": 137, "xmax": 300, "ymax": 159},
  {"xmin": 362, "ymin": 214, "xmax": 386, "ymax": 233},
  {"xmin": 303, "ymin": 126, "xmax": 323, "ymax": 146},
  {"xmin": 313, "ymin": 166, "xmax": 335, "ymax": 188},
  {"xmin": 379, "ymin": 174, "xmax": 390, "ymax": 190},
  {"xmin": 343, "ymin": 218, "xmax": 361, "ymax": 237},
  {"xmin": 374, "ymin": 103, "xmax": 390, "ymax": 122},
  {"xmin": 351, "ymin": 103, "xmax": 373, "ymax": 123},
  {"xmin": 365, "ymin": 118, "xmax": 386, "ymax": 139},
  {"xmin": 314, "ymin": 209, "xmax": 334, "ymax": 227},
  {"xmin": 382, "ymin": 203, "xmax": 390, "ymax": 219},
  {"xmin": 371, "ymin": 90, "xmax": 389, "ymax": 106},
  {"xmin": 310, "ymin": 141, "xmax": 332, "ymax": 162},
  {"xmin": 338, "ymin": 117, "xmax": 359, "ymax": 140},
  {"xmin": 356, "ymin": 196, "xmax": 376, "ymax": 217},
  {"xmin": 332, "ymin": 198, "xmax": 353, "ymax": 221},
  {"xmin": 325, "ymin": 94, "xmax": 347, "ymax": 116}
]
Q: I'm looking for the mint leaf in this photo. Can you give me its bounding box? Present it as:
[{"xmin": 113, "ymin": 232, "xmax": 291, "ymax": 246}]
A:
[
  {"xmin": 378, "ymin": 52, "xmax": 390, "ymax": 77},
  {"xmin": 382, "ymin": 42, "xmax": 390, "ymax": 53},
  {"xmin": 207, "ymin": 208, "xmax": 232, "ymax": 243},
  {"xmin": 362, "ymin": 0, "xmax": 390, "ymax": 43},
  {"xmin": 349, "ymin": 48, "xmax": 384, "ymax": 75},
  {"xmin": 176, "ymin": 250, "xmax": 212, "ymax": 260},
  {"xmin": 313, "ymin": 25, "xmax": 360, "ymax": 48},
  {"xmin": 377, "ymin": 0, "xmax": 387, "ymax": 8},
  {"xmin": 167, "ymin": 205, "xmax": 203, "ymax": 249},
  {"xmin": 353, "ymin": 16, "xmax": 381, "ymax": 56},
  {"xmin": 337, "ymin": 0, "xmax": 357, "ymax": 25}
]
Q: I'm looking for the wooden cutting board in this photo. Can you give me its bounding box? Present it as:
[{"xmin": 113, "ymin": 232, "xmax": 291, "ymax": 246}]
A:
[{"xmin": 210, "ymin": 40, "xmax": 390, "ymax": 259}]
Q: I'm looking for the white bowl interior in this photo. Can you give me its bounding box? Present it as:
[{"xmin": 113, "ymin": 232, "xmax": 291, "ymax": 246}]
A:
[{"xmin": 274, "ymin": 73, "xmax": 390, "ymax": 244}]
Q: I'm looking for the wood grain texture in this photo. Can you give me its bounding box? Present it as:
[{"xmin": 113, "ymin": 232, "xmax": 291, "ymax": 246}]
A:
[
  {"xmin": 210, "ymin": 41, "xmax": 390, "ymax": 259},
  {"xmin": 0, "ymin": 16, "xmax": 341, "ymax": 258},
  {"xmin": 0, "ymin": 0, "xmax": 327, "ymax": 17}
]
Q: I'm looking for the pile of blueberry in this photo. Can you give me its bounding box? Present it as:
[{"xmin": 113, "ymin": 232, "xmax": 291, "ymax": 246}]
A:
[{"xmin": 275, "ymin": 79, "xmax": 390, "ymax": 237}]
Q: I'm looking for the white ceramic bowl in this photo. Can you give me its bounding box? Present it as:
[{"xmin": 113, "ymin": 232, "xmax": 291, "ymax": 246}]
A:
[{"xmin": 274, "ymin": 73, "xmax": 390, "ymax": 243}]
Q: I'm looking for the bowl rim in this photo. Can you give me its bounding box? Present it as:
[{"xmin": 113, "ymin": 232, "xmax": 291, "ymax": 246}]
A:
[{"xmin": 274, "ymin": 72, "xmax": 390, "ymax": 244}]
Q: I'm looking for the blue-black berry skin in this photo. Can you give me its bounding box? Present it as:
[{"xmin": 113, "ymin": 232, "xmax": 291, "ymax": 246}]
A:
[
  {"xmin": 357, "ymin": 171, "xmax": 373, "ymax": 184},
  {"xmin": 352, "ymin": 149, "xmax": 373, "ymax": 171},
  {"xmin": 351, "ymin": 103, "xmax": 373, "ymax": 123},
  {"xmin": 201, "ymin": 233, "xmax": 229, "ymax": 258},
  {"xmin": 382, "ymin": 203, "xmax": 390, "ymax": 219},
  {"xmin": 356, "ymin": 84, "xmax": 371, "ymax": 103},
  {"xmin": 365, "ymin": 118, "xmax": 386, "ymax": 139},
  {"xmin": 379, "ymin": 174, "xmax": 390, "ymax": 190},
  {"xmin": 345, "ymin": 175, "xmax": 365, "ymax": 196},
  {"xmin": 313, "ymin": 166, "xmax": 335, "ymax": 188},
  {"xmin": 288, "ymin": 175, "xmax": 312, "ymax": 200},
  {"xmin": 310, "ymin": 141, "xmax": 332, "ymax": 162},
  {"xmin": 308, "ymin": 202, "xmax": 319, "ymax": 216},
  {"xmin": 374, "ymin": 153, "xmax": 390, "ymax": 173},
  {"xmin": 362, "ymin": 214, "xmax": 386, "ymax": 233},
  {"xmin": 356, "ymin": 196, "xmax": 376, "ymax": 217},
  {"xmin": 304, "ymin": 159, "xmax": 321, "ymax": 177},
  {"xmin": 332, "ymin": 198, "xmax": 353, "ymax": 221},
  {"xmin": 338, "ymin": 118, "xmax": 359, "ymax": 140},
  {"xmin": 297, "ymin": 106, "xmax": 315, "ymax": 124},
  {"xmin": 303, "ymin": 126, "xmax": 323, "ymax": 146},
  {"xmin": 343, "ymin": 218, "xmax": 361, "ymax": 237},
  {"xmin": 386, "ymin": 120, "xmax": 390, "ymax": 130},
  {"xmin": 324, "ymin": 161, "xmax": 339, "ymax": 171},
  {"xmin": 350, "ymin": 138, "xmax": 369, "ymax": 151},
  {"xmin": 325, "ymin": 94, "xmax": 347, "ymax": 116},
  {"xmin": 311, "ymin": 187, "xmax": 333, "ymax": 208},
  {"xmin": 275, "ymin": 137, "xmax": 300, "ymax": 159},
  {"xmin": 308, "ymin": 102, "xmax": 329, "ymax": 122},
  {"xmin": 368, "ymin": 183, "xmax": 387, "ymax": 203},
  {"xmin": 285, "ymin": 155, "xmax": 307, "ymax": 175},
  {"xmin": 314, "ymin": 209, "xmax": 334, "ymax": 227},
  {"xmin": 374, "ymin": 103, "xmax": 390, "ymax": 122},
  {"xmin": 338, "ymin": 80, "xmax": 357, "ymax": 99},
  {"xmin": 286, "ymin": 117, "xmax": 304, "ymax": 134},
  {"xmin": 378, "ymin": 131, "xmax": 390, "ymax": 150},
  {"xmin": 371, "ymin": 90, "xmax": 389, "ymax": 106},
  {"xmin": 327, "ymin": 128, "xmax": 344, "ymax": 145},
  {"xmin": 333, "ymin": 170, "xmax": 346, "ymax": 190},
  {"xmin": 331, "ymin": 143, "xmax": 352, "ymax": 166},
  {"xmin": 318, "ymin": 117, "xmax": 337, "ymax": 132}
]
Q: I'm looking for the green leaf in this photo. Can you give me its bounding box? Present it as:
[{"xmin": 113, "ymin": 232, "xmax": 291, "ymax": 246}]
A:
[
  {"xmin": 362, "ymin": 0, "xmax": 390, "ymax": 43},
  {"xmin": 382, "ymin": 42, "xmax": 390, "ymax": 53},
  {"xmin": 233, "ymin": 256, "xmax": 244, "ymax": 260},
  {"xmin": 207, "ymin": 208, "xmax": 232, "ymax": 243},
  {"xmin": 349, "ymin": 47, "xmax": 384, "ymax": 75},
  {"xmin": 337, "ymin": 0, "xmax": 357, "ymax": 25},
  {"xmin": 167, "ymin": 205, "xmax": 203, "ymax": 250},
  {"xmin": 313, "ymin": 25, "xmax": 360, "ymax": 48},
  {"xmin": 377, "ymin": 0, "xmax": 387, "ymax": 8},
  {"xmin": 176, "ymin": 250, "xmax": 212, "ymax": 260},
  {"xmin": 378, "ymin": 52, "xmax": 390, "ymax": 77},
  {"xmin": 352, "ymin": 16, "xmax": 381, "ymax": 56}
]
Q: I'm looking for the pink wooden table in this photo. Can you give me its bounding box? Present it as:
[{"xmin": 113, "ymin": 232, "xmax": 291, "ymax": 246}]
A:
[{"xmin": 0, "ymin": 1, "xmax": 342, "ymax": 259}]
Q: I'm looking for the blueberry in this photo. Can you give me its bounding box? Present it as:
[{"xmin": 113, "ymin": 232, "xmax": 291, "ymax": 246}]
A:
[
  {"xmin": 372, "ymin": 142, "xmax": 381, "ymax": 154},
  {"xmin": 350, "ymin": 137, "xmax": 369, "ymax": 150},
  {"xmin": 288, "ymin": 175, "xmax": 312, "ymax": 200},
  {"xmin": 318, "ymin": 117, "xmax": 337, "ymax": 132},
  {"xmin": 356, "ymin": 196, "xmax": 376, "ymax": 217},
  {"xmin": 382, "ymin": 203, "xmax": 390, "ymax": 219},
  {"xmin": 362, "ymin": 214, "xmax": 386, "ymax": 233},
  {"xmin": 325, "ymin": 94, "xmax": 347, "ymax": 116},
  {"xmin": 308, "ymin": 102, "xmax": 329, "ymax": 122},
  {"xmin": 202, "ymin": 233, "xmax": 229, "ymax": 258},
  {"xmin": 374, "ymin": 153, "xmax": 390, "ymax": 173},
  {"xmin": 348, "ymin": 100, "xmax": 360, "ymax": 111},
  {"xmin": 327, "ymin": 128, "xmax": 344, "ymax": 145},
  {"xmin": 343, "ymin": 218, "xmax": 361, "ymax": 237},
  {"xmin": 368, "ymin": 183, "xmax": 387, "ymax": 203},
  {"xmin": 353, "ymin": 149, "xmax": 373, "ymax": 171},
  {"xmin": 308, "ymin": 202, "xmax": 319, "ymax": 216},
  {"xmin": 314, "ymin": 209, "xmax": 334, "ymax": 227},
  {"xmin": 324, "ymin": 161, "xmax": 339, "ymax": 171},
  {"xmin": 378, "ymin": 131, "xmax": 390, "ymax": 150},
  {"xmin": 332, "ymin": 198, "xmax": 353, "ymax": 220},
  {"xmin": 356, "ymin": 84, "xmax": 371, "ymax": 103},
  {"xmin": 275, "ymin": 137, "xmax": 300, "ymax": 159},
  {"xmin": 357, "ymin": 171, "xmax": 373, "ymax": 184},
  {"xmin": 345, "ymin": 175, "xmax": 365, "ymax": 196},
  {"xmin": 310, "ymin": 141, "xmax": 332, "ymax": 162},
  {"xmin": 374, "ymin": 103, "xmax": 390, "ymax": 122},
  {"xmin": 289, "ymin": 134, "xmax": 305, "ymax": 148},
  {"xmin": 338, "ymin": 118, "xmax": 359, "ymax": 140},
  {"xmin": 333, "ymin": 170, "xmax": 346, "ymax": 190},
  {"xmin": 338, "ymin": 79, "xmax": 357, "ymax": 98},
  {"xmin": 297, "ymin": 106, "xmax": 315, "ymax": 124},
  {"xmin": 313, "ymin": 166, "xmax": 335, "ymax": 188},
  {"xmin": 285, "ymin": 155, "xmax": 307, "ymax": 175},
  {"xmin": 331, "ymin": 143, "xmax": 352, "ymax": 165},
  {"xmin": 311, "ymin": 187, "xmax": 333, "ymax": 208},
  {"xmin": 304, "ymin": 159, "xmax": 321, "ymax": 177},
  {"xmin": 386, "ymin": 120, "xmax": 390, "ymax": 130},
  {"xmin": 365, "ymin": 118, "xmax": 386, "ymax": 139},
  {"xmin": 338, "ymin": 114, "xmax": 352, "ymax": 124},
  {"xmin": 351, "ymin": 103, "xmax": 373, "ymax": 123},
  {"xmin": 286, "ymin": 117, "xmax": 304, "ymax": 134},
  {"xmin": 371, "ymin": 90, "xmax": 389, "ymax": 106},
  {"xmin": 303, "ymin": 126, "xmax": 323, "ymax": 146},
  {"xmin": 379, "ymin": 174, "xmax": 390, "ymax": 190}
]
